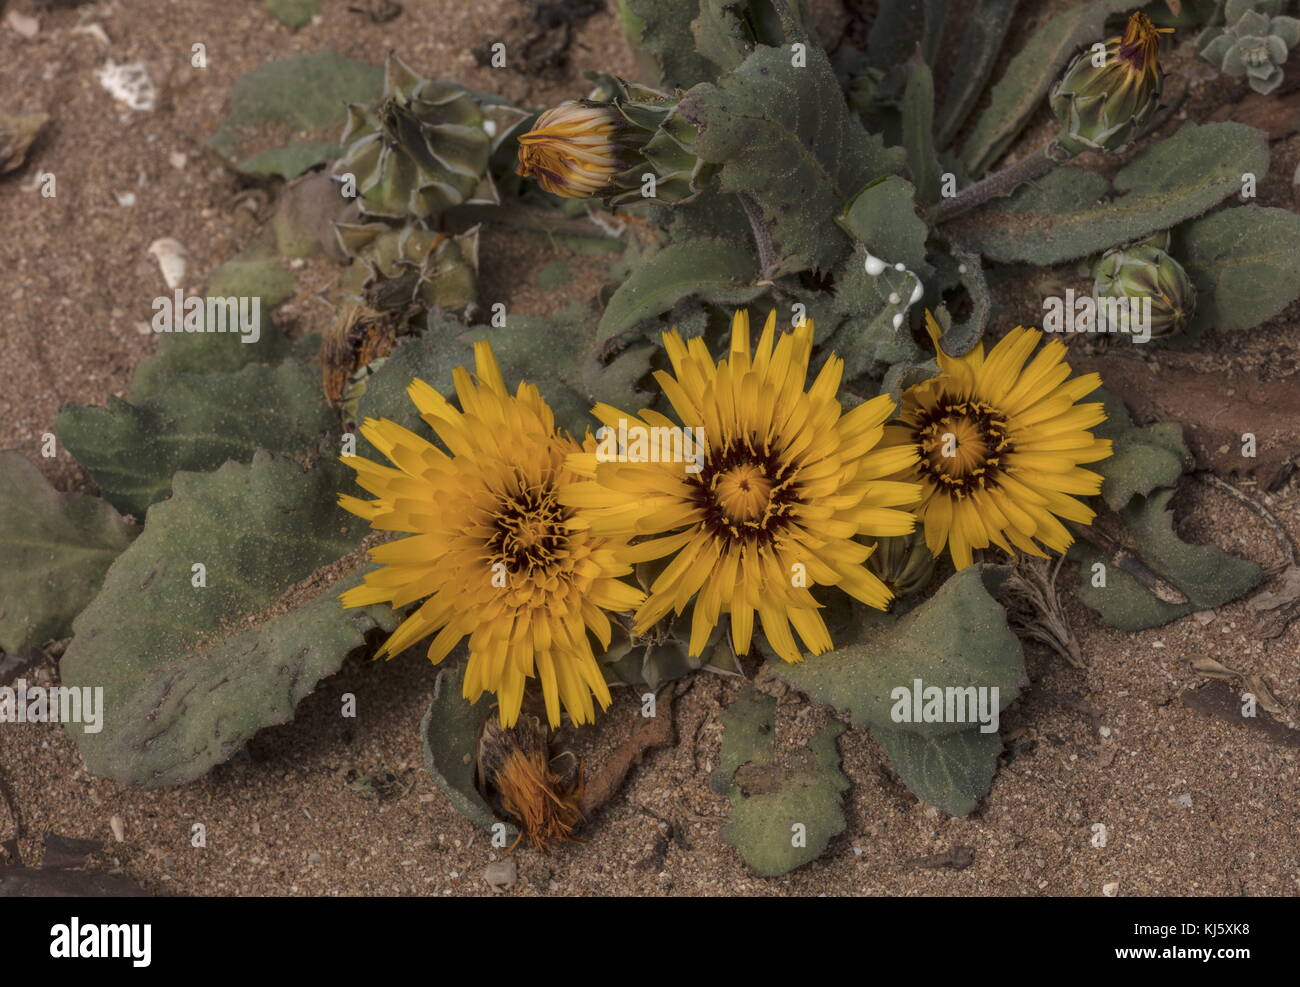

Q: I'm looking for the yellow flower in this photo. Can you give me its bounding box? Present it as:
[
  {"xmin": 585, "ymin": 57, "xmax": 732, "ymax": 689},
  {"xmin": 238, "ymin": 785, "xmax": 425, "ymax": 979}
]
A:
[
  {"xmin": 1114, "ymin": 11, "xmax": 1171, "ymax": 88},
  {"xmin": 559, "ymin": 311, "xmax": 922, "ymax": 664},
  {"xmin": 882, "ymin": 314, "xmax": 1112, "ymax": 570},
  {"xmin": 337, "ymin": 342, "xmax": 645, "ymax": 728},
  {"xmin": 515, "ymin": 101, "xmax": 627, "ymax": 198}
]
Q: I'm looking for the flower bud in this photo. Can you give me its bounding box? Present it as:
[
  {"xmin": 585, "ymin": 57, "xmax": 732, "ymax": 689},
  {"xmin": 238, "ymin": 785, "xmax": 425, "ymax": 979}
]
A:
[
  {"xmin": 515, "ymin": 101, "xmax": 636, "ymax": 198},
  {"xmin": 867, "ymin": 533, "xmax": 936, "ymax": 601},
  {"xmin": 515, "ymin": 79, "xmax": 712, "ymax": 205},
  {"xmin": 1092, "ymin": 241, "xmax": 1197, "ymax": 340},
  {"xmin": 1050, "ymin": 11, "xmax": 1172, "ymax": 155}
]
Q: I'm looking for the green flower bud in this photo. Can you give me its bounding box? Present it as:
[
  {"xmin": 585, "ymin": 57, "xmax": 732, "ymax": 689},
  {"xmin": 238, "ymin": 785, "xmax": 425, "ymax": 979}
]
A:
[
  {"xmin": 333, "ymin": 53, "xmax": 498, "ymax": 221},
  {"xmin": 1050, "ymin": 11, "xmax": 1171, "ymax": 155},
  {"xmin": 867, "ymin": 533, "xmax": 936, "ymax": 601},
  {"xmin": 1092, "ymin": 241, "xmax": 1197, "ymax": 340}
]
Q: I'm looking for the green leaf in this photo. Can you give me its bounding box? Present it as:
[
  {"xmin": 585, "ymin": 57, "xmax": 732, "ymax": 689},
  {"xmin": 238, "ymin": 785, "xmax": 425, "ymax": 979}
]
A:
[
  {"xmin": 57, "ymin": 360, "xmax": 334, "ymax": 518},
  {"xmin": 718, "ymin": 686, "xmax": 848, "ymax": 877},
  {"xmin": 60, "ymin": 453, "xmax": 387, "ymax": 786},
  {"xmin": 1075, "ymin": 488, "xmax": 1263, "ymax": 630},
  {"xmin": 1091, "ymin": 388, "xmax": 1190, "ymax": 511},
  {"xmin": 128, "ymin": 253, "xmax": 296, "ymax": 402},
  {"xmin": 265, "ymin": 0, "xmax": 320, "ymax": 29},
  {"xmin": 935, "ymin": 0, "xmax": 1019, "ymax": 148},
  {"xmin": 837, "ymin": 175, "xmax": 930, "ymax": 277},
  {"xmin": 209, "ymin": 52, "xmax": 383, "ymax": 179},
  {"xmin": 692, "ymin": 0, "xmax": 753, "ymax": 77},
  {"xmin": 901, "ymin": 57, "xmax": 942, "ymax": 204},
  {"xmin": 953, "ymin": 123, "xmax": 1269, "ymax": 264},
  {"xmin": 617, "ymin": 0, "xmax": 717, "ymax": 89},
  {"xmin": 959, "ymin": 0, "xmax": 1138, "ymax": 176},
  {"xmin": 206, "ymin": 249, "xmax": 295, "ymax": 306},
  {"xmin": 872, "ymin": 726, "xmax": 1002, "ymax": 816},
  {"xmin": 357, "ymin": 305, "xmax": 629, "ymax": 443},
  {"xmin": 814, "ymin": 246, "xmax": 926, "ymax": 384},
  {"xmin": 1177, "ymin": 205, "xmax": 1300, "ymax": 333},
  {"xmin": 867, "ymin": 0, "xmax": 946, "ymax": 76},
  {"xmin": 768, "ymin": 565, "xmax": 1026, "ymax": 736},
  {"xmin": 420, "ymin": 664, "xmax": 515, "ymax": 837},
  {"xmin": 679, "ymin": 44, "xmax": 905, "ymax": 275},
  {"xmin": 710, "ymin": 681, "xmax": 776, "ymax": 792},
  {"xmin": 598, "ymin": 237, "xmax": 761, "ymax": 342},
  {"xmin": 933, "ymin": 245, "xmax": 990, "ymax": 357},
  {"xmin": 0, "ymin": 453, "xmax": 136, "ymax": 654}
]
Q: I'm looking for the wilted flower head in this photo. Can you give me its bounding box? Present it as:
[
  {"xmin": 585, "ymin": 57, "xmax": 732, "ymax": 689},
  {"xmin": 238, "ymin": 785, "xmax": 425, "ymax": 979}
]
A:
[
  {"xmin": 477, "ymin": 714, "xmax": 583, "ymax": 851},
  {"xmin": 515, "ymin": 101, "xmax": 633, "ymax": 198},
  {"xmin": 1050, "ymin": 10, "xmax": 1173, "ymax": 155}
]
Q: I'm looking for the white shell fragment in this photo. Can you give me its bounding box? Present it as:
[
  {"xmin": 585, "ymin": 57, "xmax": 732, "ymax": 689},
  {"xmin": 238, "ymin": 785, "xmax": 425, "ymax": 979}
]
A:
[
  {"xmin": 5, "ymin": 10, "xmax": 39, "ymax": 38},
  {"xmin": 96, "ymin": 60, "xmax": 157, "ymax": 112},
  {"xmin": 147, "ymin": 237, "xmax": 188, "ymax": 289}
]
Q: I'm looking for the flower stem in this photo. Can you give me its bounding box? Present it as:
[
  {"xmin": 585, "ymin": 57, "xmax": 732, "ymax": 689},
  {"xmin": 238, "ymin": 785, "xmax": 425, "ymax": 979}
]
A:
[
  {"xmin": 739, "ymin": 192, "xmax": 779, "ymax": 280},
  {"xmin": 933, "ymin": 142, "xmax": 1061, "ymax": 226}
]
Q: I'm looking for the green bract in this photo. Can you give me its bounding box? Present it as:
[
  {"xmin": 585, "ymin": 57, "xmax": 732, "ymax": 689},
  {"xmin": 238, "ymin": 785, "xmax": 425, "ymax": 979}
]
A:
[
  {"xmin": 1050, "ymin": 29, "xmax": 1163, "ymax": 154},
  {"xmin": 1092, "ymin": 237, "xmax": 1198, "ymax": 340},
  {"xmin": 333, "ymin": 53, "xmax": 494, "ymax": 221}
]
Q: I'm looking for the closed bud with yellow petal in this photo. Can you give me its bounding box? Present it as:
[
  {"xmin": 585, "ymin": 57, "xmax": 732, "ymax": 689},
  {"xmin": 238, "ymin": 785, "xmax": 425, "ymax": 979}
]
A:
[
  {"xmin": 515, "ymin": 78, "xmax": 712, "ymax": 205},
  {"xmin": 1050, "ymin": 11, "xmax": 1172, "ymax": 155}
]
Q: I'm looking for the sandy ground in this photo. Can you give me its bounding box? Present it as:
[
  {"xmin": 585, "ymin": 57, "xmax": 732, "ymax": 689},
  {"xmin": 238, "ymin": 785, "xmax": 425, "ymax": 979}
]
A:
[{"xmin": 2, "ymin": 0, "xmax": 1298, "ymax": 896}]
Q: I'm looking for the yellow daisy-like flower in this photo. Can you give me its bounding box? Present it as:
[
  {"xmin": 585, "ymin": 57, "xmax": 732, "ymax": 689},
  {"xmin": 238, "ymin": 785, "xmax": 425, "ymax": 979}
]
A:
[
  {"xmin": 515, "ymin": 101, "xmax": 627, "ymax": 198},
  {"xmin": 882, "ymin": 314, "xmax": 1113, "ymax": 570},
  {"xmin": 337, "ymin": 342, "xmax": 645, "ymax": 728},
  {"xmin": 559, "ymin": 311, "xmax": 923, "ymax": 664}
]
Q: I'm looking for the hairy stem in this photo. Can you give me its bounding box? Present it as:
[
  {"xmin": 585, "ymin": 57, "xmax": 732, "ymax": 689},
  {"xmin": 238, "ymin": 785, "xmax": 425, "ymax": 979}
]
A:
[
  {"xmin": 739, "ymin": 192, "xmax": 779, "ymax": 281},
  {"xmin": 933, "ymin": 142, "xmax": 1060, "ymax": 226}
]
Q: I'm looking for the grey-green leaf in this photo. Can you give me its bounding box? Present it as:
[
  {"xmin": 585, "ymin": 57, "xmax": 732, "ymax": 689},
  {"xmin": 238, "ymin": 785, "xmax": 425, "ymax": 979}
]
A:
[
  {"xmin": 872, "ymin": 725, "xmax": 1002, "ymax": 816},
  {"xmin": 60, "ymin": 453, "xmax": 387, "ymax": 786},
  {"xmin": 901, "ymin": 57, "xmax": 942, "ymax": 204},
  {"xmin": 209, "ymin": 53, "xmax": 383, "ymax": 178},
  {"xmin": 0, "ymin": 453, "xmax": 136, "ymax": 654},
  {"xmin": 679, "ymin": 44, "xmax": 905, "ymax": 275},
  {"xmin": 265, "ymin": 0, "xmax": 320, "ymax": 29},
  {"xmin": 837, "ymin": 176, "xmax": 931, "ymax": 277},
  {"xmin": 952, "ymin": 123, "xmax": 1269, "ymax": 264},
  {"xmin": 1075, "ymin": 488, "xmax": 1262, "ymax": 630},
  {"xmin": 1091, "ymin": 387, "xmax": 1191, "ymax": 510},
  {"xmin": 57, "ymin": 360, "xmax": 334, "ymax": 518},
  {"xmin": 420, "ymin": 664, "xmax": 514, "ymax": 837},
  {"xmin": 768, "ymin": 565, "xmax": 1026, "ymax": 737},
  {"xmin": 718, "ymin": 685, "xmax": 849, "ymax": 877},
  {"xmin": 1177, "ymin": 204, "xmax": 1300, "ymax": 333},
  {"xmin": 935, "ymin": 0, "xmax": 1019, "ymax": 148},
  {"xmin": 959, "ymin": 0, "xmax": 1134, "ymax": 176},
  {"xmin": 598, "ymin": 238, "xmax": 761, "ymax": 342},
  {"xmin": 617, "ymin": 0, "xmax": 717, "ymax": 89}
]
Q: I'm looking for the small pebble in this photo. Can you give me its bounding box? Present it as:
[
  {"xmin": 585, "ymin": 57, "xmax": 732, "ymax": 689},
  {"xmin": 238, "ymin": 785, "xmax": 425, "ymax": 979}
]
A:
[
  {"xmin": 484, "ymin": 859, "xmax": 517, "ymax": 891},
  {"xmin": 109, "ymin": 815, "xmax": 125, "ymax": 843}
]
